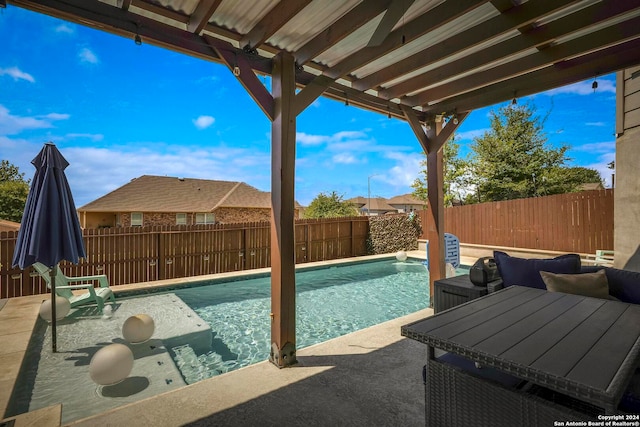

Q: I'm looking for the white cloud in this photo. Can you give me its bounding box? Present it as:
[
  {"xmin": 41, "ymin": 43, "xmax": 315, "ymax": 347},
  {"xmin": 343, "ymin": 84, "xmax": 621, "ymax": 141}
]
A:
[
  {"xmin": 585, "ymin": 122, "xmax": 605, "ymax": 127},
  {"xmin": 44, "ymin": 112, "xmax": 71, "ymax": 120},
  {"xmin": 67, "ymin": 133, "xmax": 104, "ymax": 142},
  {"xmin": 0, "ymin": 141, "xmax": 270, "ymax": 207},
  {"xmin": 584, "ymin": 151, "xmax": 616, "ymax": 188},
  {"xmin": 571, "ymin": 141, "xmax": 615, "ymax": 153},
  {"xmin": 78, "ymin": 48, "xmax": 99, "ymax": 64},
  {"xmin": 55, "ymin": 24, "xmax": 74, "ymax": 34},
  {"xmin": 297, "ymin": 132, "xmax": 328, "ymax": 146},
  {"xmin": 544, "ymin": 79, "xmax": 615, "ymax": 96},
  {"xmin": 193, "ymin": 115, "xmax": 215, "ymax": 130},
  {"xmin": 332, "ymin": 153, "xmax": 358, "ymax": 164},
  {"xmin": 0, "ymin": 105, "xmax": 69, "ymax": 135},
  {"xmin": 0, "ymin": 66, "xmax": 35, "ymax": 83},
  {"xmin": 383, "ymin": 152, "xmax": 423, "ymax": 186},
  {"xmin": 456, "ymin": 128, "xmax": 489, "ymax": 141}
]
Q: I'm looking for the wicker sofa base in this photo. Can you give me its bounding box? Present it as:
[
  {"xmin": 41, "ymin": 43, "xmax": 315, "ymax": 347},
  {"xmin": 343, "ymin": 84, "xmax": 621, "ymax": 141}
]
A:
[{"xmin": 426, "ymin": 357, "xmax": 598, "ymax": 427}]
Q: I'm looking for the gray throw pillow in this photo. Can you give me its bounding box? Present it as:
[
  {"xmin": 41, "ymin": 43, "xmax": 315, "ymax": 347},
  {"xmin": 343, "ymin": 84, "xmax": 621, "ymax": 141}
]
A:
[{"xmin": 540, "ymin": 269, "xmax": 611, "ymax": 300}]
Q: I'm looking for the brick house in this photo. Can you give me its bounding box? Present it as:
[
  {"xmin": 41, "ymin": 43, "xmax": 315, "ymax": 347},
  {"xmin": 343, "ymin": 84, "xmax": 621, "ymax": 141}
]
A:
[
  {"xmin": 348, "ymin": 197, "xmax": 397, "ymax": 216},
  {"xmin": 386, "ymin": 194, "xmax": 427, "ymax": 213},
  {"xmin": 77, "ymin": 175, "xmax": 300, "ymax": 228},
  {"xmin": 348, "ymin": 194, "xmax": 426, "ymax": 216}
]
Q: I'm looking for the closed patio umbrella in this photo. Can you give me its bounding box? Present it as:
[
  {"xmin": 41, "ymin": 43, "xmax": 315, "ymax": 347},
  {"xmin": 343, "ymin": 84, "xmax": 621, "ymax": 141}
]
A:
[{"xmin": 12, "ymin": 142, "xmax": 86, "ymax": 352}]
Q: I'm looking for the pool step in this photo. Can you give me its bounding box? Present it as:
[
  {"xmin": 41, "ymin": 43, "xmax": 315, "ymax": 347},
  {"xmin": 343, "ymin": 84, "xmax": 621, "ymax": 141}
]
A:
[{"xmin": 172, "ymin": 344, "xmax": 209, "ymax": 384}]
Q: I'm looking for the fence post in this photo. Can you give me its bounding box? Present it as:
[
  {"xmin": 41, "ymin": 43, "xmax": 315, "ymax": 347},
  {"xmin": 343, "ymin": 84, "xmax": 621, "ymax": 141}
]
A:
[{"xmin": 157, "ymin": 229, "xmax": 165, "ymax": 280}]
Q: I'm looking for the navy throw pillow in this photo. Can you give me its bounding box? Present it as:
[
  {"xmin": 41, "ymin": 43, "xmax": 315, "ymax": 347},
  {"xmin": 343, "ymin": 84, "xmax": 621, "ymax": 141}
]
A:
[{"xmin": 493, "ymin": 251, "xmax": 581, "ymax": 290}]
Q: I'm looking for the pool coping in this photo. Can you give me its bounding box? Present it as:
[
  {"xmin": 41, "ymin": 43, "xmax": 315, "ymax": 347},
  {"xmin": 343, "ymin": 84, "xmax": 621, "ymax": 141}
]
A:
[{"xmin": 0, "ymin": 251, "xmax": 434, "ymax": 425}]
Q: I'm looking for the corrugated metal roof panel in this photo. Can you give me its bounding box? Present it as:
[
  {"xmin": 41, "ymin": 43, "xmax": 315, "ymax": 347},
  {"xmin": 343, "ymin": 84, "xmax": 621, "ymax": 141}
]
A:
[
  {"xmin": 211, "ymin": 0, "xmax": 275, "ymax": 34},
  {"xmin": 268, "ymin": 0, "xmax": 359, "ymax": 52},
  {"xmin": 353, "ymin": 3, "xmax": 499, "ymax": 79}
]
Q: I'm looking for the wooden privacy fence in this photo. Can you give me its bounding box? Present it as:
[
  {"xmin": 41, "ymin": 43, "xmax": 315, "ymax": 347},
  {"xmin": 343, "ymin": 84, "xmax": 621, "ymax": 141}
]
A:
[
  {"xmin": 0, "ymin": 217, "xmax": 369, "ymax": 299},
  {"xmin": 420, "ymin": 189, "xmax": 614, "ymax": 254}
]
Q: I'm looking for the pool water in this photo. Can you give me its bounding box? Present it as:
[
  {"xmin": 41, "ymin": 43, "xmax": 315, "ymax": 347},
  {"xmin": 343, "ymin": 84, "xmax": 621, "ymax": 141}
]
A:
[{"xmin": 163, "ymin": 258, "xmax": 439, "ymax": 384}]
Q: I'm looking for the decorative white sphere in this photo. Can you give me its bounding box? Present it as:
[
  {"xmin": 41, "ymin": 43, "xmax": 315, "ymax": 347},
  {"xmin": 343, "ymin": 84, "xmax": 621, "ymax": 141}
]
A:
[
  {"xmin": 122, "ymin": 314, "xmax": 155, "ymax": 344},
  {"xmin": 39, "ymin": 297, "xmax": 71, "ymax": 322},
  {"xmin": 89, "ymin": 343, "xmax": 134, "ymax": 386},
  {"xmin": 396, "ymin": 251, "xmax": 408, "ymax": 262}
]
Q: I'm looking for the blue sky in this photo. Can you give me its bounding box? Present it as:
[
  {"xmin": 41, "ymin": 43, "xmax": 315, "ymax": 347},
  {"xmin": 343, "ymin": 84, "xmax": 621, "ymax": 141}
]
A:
[{"xmin": 0, "ymin": 6, "xmax": 616, "ymax": 208}]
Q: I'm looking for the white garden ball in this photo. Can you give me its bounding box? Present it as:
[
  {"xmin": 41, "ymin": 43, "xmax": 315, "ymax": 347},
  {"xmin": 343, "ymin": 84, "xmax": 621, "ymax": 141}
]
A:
[
  {"xmin": 122, "ymin": 314, "xmax": 155, "ymax": 344},
  {"xmin": 89, "ymin": 343, "xmax": 134, "ymax": 386},
  {"xmin": 39, "ymin": 297, "xmax": 71, "ymax": 322},
  {"xmin": 396, "ymin": 251, "xmax": 408, "ymax": 262}
]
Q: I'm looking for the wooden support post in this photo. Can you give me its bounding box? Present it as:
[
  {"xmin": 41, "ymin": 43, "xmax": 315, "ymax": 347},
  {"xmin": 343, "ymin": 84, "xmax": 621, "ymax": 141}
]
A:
[
  {"xmin": 427, "ymin": 130, "xmax": 445, "ymax": 303},
  {"xmin": 269, "ymin": 52, "xmax": 297, "ymax": 368}
]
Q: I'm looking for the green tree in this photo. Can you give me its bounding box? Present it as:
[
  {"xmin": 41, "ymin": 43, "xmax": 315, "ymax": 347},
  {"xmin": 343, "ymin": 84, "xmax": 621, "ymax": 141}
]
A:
[
  {"xmin": 0, "ymin": 160, "xmax": 30, "ymax": 222},
  {"xmin": 411, "ymin": 136, "xmax": 470, "ymax": 206},
  {"xmin": 551, "ymin": 166, "xmax": 603, "ymax": 193},
  {"xmin": 469, "ymin": 103, "xmax": 572, "ymax": 202},
  {"xmin": 304, "ymin": 191, "xmax": 358, "ymax": 218}
]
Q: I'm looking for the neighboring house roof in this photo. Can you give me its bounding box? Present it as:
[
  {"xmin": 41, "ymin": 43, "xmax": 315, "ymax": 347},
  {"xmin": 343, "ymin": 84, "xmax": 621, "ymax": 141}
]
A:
[
  {"xmin": 347, "ymin": 197, "xmax": 396, "ymax": 212},
  {"xmin": 386, "ymin": 194, "xmax": 426, "ymax": 206},
  {"xmin": 579, "ymin": 182, "xmax": 605, "ymax": 191},
  {"xmin": 78, "ymin": 175, "xmax": 286, "ymax": 212},
  {"xmin": 0, "ymin": 219, "xmax": 20, "ymax": 232},
  {"xmin": 348, "ymin": 197, "xmax": 367, "ymax": 207}
]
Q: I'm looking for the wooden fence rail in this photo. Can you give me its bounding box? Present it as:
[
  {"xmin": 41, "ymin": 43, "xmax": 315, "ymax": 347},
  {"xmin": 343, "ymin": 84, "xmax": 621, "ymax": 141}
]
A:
[
  {"xmin": 0, "ymin": 217, "xmax": 369, "ymax": 299},
  {"xmin": 420, "ymin": 189, "xmax": 614, "ymax": 254}
]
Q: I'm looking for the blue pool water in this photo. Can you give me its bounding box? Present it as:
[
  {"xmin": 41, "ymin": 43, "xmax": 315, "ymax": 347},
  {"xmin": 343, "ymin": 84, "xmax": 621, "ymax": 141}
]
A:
[{"xmin": 157, "ymin": 258, "xmax": 454, "ymax": 384}]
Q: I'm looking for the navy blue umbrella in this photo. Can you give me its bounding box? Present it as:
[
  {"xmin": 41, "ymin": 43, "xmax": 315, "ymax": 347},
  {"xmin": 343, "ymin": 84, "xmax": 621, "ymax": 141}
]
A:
[{"xmin": 12, "ymin": 142, "xmax": 86, "ymax": 352}]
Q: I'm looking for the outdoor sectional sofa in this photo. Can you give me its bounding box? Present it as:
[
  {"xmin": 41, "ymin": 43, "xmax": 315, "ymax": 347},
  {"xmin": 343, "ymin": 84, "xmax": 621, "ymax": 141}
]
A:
[
  {"xmin": 490, "ymin": 250, "xmax": 640, "ymax": 305},
  {"xmin": 422, "ymin": 251, "xmax": 640, "ymax": 425}
]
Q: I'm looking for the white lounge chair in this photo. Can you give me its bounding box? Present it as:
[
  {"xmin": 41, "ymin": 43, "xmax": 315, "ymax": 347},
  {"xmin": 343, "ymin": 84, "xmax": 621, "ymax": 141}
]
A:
[{"xmin": 33, "ymin": 263, "xmax": 115, "ymax": 311}]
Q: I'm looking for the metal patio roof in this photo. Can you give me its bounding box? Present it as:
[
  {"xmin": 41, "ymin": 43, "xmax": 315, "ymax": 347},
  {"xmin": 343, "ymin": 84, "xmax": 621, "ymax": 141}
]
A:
[{"xmin": 8, "ymin": 0, "xmax": 640, "ymax": 124}]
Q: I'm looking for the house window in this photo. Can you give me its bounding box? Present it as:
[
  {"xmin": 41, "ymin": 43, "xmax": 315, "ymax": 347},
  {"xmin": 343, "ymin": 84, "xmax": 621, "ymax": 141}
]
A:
[
  {"xmin": 176, "ymin": 213, "xmax": 187, "ymax": 225},
  {"xmin": 195, "ymin": 213, "xmax": 215, "ymax": 224},
  {"xmin": 131, "ymin": 212, "xmax": 143, "ymax": 226}
]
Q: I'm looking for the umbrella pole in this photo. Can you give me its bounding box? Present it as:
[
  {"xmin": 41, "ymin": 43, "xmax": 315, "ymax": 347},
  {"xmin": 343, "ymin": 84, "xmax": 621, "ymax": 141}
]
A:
[{"xmin": 51, "ymin": 266, "xmax": 57, "ymax": 353}]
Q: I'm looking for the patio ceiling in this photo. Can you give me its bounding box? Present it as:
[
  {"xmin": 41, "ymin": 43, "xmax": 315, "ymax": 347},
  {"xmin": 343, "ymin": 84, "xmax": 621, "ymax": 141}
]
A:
[{"xmin": 8, "ymin": 0, "xmax": 640, "ymax": 124}]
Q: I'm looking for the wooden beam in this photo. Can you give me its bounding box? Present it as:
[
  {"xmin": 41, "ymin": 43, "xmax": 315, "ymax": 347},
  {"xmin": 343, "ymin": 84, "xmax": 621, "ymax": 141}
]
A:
[
  {"xmin": 294, "ymin": 0, "xmax": 392, "ymax": 65},
  {"xmin": 204, "ymin": 35, "xmax": 275, "ymax": 121},
  {"xmin": 240, "ymin": 0, "xmax": 312, "ymax": 49},
  {"xmin": 431, "ymin": 112, "xmax": 468, "ymax": 153},
  {"xmin": 187, "ymin": 0, "xmax": 222, "ymax": 34},
  {"xmin": 412, "ymin": 15, "xmax": 640, "ymax": 106},
  {"xmin": 422, "ymin": 36, "xmax": 640, "ymax": 114},
  {"xmin": 323, "ymin": 0, "xmax": 486, "ymax": 80},
  {"xmin": 294, "ymin": 74, "xmax": 334, "ymax": 116},
  {"xmin": 131, "ymin": 0, "xmax": 189, "ymax": 24},
  {"xmin": 9, "ymin": 0, "xmax": 221, "ymax": 64},
  {"xmin": 269, "ymin": 51, "xmax": 298, "ymax": 368},
  {"xmin": 400, "ymin": 104, "xmax": 431, "ymax": 154},
  {"xmin": 367, "ymin": 0, "xmax": 415, "ymax": 47},
  {"xmin": 365, "ymin": 0, "xmax": 580, "ymax": 95}
]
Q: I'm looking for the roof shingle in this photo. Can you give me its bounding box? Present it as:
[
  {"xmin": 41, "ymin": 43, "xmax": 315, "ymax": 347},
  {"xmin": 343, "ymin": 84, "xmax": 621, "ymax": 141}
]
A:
[{"xmin": 78, "ymin": 175, "xmax": 273, "ymax": 212}]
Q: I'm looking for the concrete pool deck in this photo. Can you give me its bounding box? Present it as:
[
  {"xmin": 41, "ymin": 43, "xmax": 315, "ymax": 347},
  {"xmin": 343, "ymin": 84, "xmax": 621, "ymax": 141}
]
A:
[{"xmin": 0, "ymin": 251, "xmax": 470, "ymax": 426}]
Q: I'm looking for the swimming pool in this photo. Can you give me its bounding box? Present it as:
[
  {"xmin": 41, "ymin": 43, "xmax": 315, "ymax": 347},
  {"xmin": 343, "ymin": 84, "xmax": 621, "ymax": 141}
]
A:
[
  {"xmin": 155, "ymin": 257, "xmax": 443, "ymax": 383},
  {"xmin": 6, "ymin": 256, "xmax": 467, "ymax": 423}
]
